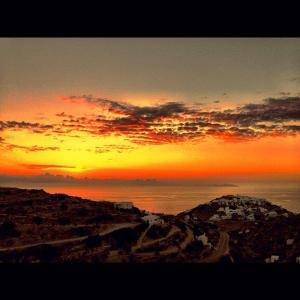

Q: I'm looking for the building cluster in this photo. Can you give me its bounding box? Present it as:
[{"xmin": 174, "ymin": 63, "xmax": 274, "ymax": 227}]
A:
[
  {"xmin": 113, "ymin": 201, "xmax": 164, "ymax": 225},
  {"xmin": 210, "ymin": 195, "xmax": 268, "ymax": 206},
  {"xmin": 113, "ymin": 202, "xmax": 133, "ymax": 210},
  {"xmin": 141, "ymin": 213, "xmax": 164, "ymax": 225},
  {"xmin": 207, "ymin": 195, "xmax": 288, "ymax": 223},
  {"xmin": 264, "ymin": 255, "xmax": 300, "ymax": 264}
]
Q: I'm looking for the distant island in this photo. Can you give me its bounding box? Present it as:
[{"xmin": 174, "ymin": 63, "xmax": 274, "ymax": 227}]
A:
[
  {"xmin": 0, "ymin": 174, "xmax": 238, "ymax": 187},
  {"xmin": 0, "ymin": 187, "xmax": 299, "ymax": 263}
]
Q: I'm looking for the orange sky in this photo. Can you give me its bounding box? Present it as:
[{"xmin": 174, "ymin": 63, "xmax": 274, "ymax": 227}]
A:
[
  {"xmin": 1, "ymin": 93, "xmax": 300, "ymax": 180},
  {"xmin": 0, "ymin": 38, "xmax": 300, "ymax": 181}
]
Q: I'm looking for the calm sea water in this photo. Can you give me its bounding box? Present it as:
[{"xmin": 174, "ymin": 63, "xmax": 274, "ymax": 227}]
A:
[{"xmin": 7, "ymin": 183, "xmax": 300, "ymax": 214}]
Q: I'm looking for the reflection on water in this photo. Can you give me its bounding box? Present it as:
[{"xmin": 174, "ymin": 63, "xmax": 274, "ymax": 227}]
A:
[{"xmin": 22, "ymin": 183, "xmax": 300, "ymax": 214}]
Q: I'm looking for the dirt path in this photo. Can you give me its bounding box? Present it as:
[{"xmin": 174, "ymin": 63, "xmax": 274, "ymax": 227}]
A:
[
  {"xmin": 134, "ymin": 224, "xmax": 152, "ymax": 250},
  {"xmin": 179, "ymin": 227, "xmax": 194, "ymax": 250},
  {"xmin": 0, "ymin": 222, "xmax": 137, "ymax": 252},
  {"xmin": 159, "ymin": 226, "xmax": 194, "ymax": 255},
  {"xmin": 132, "ymin": 225, "xmax": 180, "ymax": 253},
  {"xmin": 200, "ymin": 232, "xmax": 230, "ymax": 263}
]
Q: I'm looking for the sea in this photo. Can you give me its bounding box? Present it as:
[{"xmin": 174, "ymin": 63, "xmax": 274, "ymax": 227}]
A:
[{"xmin": 5, "ymin": 182, "xmax": 300, "ymax": 215}]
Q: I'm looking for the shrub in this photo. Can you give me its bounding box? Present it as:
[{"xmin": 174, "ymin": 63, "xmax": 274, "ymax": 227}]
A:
[
  {"xmin": 219, "ymin": 255, "xmax": 233, "ymax": 264},
  {"xmin": 134, "ymin": 222, "xmax": 149, "ymax": 233},
  {"xmin": 24, "ymin": 244, "xmax": 61, "ymax": 262},
  {"xmin": 60, "ymin": 203, "xmax": 68, "ymax": 211},
  {"xmin": 54, "ymin": 194, "xmax": 68, "ymax": 200},
  {"xmin": 84, "ymin": 235, "xmax": 103, "ymax": 248},
  {"xmin": 75, "ymin": 207, "xmax": 89, "ymax": 216},
  {"xmin": 88, "ymin": 214, "xmax": 113, "ymax": 224},
  {"xmin": 185, "ymin": 240, "xmax": 204, "ymax": 253},
  {"xmin": 130, "ymin": 207, "xmax": 141, "ymax": 215},
  {"xmin": 0, "ymin": 221, "xmax": 21, "ymax": 239},
  {"xmin": 57, "ymin": 217, "xmax": 71, "ymax": 225},
  {"xmin": 22, "ymin": 200, "xmax": 33, "ymax": 206},
  {"xmin": 175, "ymin": 221, "xmax": 187, "ymax": 232},
  {"xmin": 146, "ymin": 224, "xmax": 171, "ymax": 240},
  {"xmin": 32, "ymin": 216, "xmax": 44, "ymax": 225},
  {"xmin": 69, "ymin": 226, "xmax": 91, "ymax": 236},
  {"xmin": 192, "ymin": 225, "xmax": 205, "ymax": 236},
  {"xmin": 108, "ymin": 227, "xmax": 140, "ymax": 249}
]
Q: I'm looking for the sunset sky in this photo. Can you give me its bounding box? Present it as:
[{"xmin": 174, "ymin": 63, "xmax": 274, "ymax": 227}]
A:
[{"xmin": 0, "ymin": 38, "xmax": 300, "ymax": 181}]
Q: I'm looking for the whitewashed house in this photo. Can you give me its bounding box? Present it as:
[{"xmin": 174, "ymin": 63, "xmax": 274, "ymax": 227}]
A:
[
  {"xmin": 113, "ymin": 202, "xmax": 133, "ymax": 210},
  {"xmin": 196, "ymin": 233, "xmax": 211, "ymax": 247},
  {"xmin": 209, "ymin": 214, "xmax": 221, "ymax": 222},
  {"xmin": 142, "ymin": 214, "xmax": 164, "ymax": 225},
  {"xmin": 265, "ymin": 255, "xmax": 279, "ymax": 263},
  {"xmin": 271, "ymin": 255, "xmax": 279, "ymax": 263},
  {"xmin": 225, "ymin": 206, "xmax": 231, "ymax": 214},
  {"xmin": 286, "ymin": 239, "xmax": 294, "ymax": 246},
  {"xmin": 246, "ymin": 214, "xmax": 255, "ymax": 221},
  {"xmin": 184, "ymin": 214, "xmax": 191, "ymax": 222},
  {"xmin": 267, "ymin": 211, "xmax": 278, "ymax": 219},
  {"xmin": 221, "ymin": 214, "xmax": 232, "ymax": 220}
]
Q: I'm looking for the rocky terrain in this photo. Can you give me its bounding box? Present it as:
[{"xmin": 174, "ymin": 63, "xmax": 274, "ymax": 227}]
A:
[{"xmin": 0, "ymin": 187, "xmax": 299, "ymax": 263}]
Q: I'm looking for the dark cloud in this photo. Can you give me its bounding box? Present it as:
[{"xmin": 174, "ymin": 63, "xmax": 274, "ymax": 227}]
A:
[
  {"xmin": 94, "ymin": 144, "xmax": 135, "ymax": 154},
  {"xmin": 0, "ymin": 140, "xmax": 60, "ymax": 152},
  {"xmin": 278, "ymin": 92, "xmax": 291, "ymax": 96},
  {"xmin": 56, "ymin": 112, "xmax": 74, "ymax": 118},
  {"xmin": 1, "ymin": 96, "xmax": 300, "ymax": 145},
  {"xmin": 20, "ymin": 164, "xmax": 75, "ymax": 169},
  {"xmin": 239, "ymin": 97, "xmax": 300, "ymax": 123},
  {"xmin": 290, "ymin": 76, "xmax": 300, "ymax": 82},
  {"xmin": 69, "ymin": 95, "xmax": 135, "ymax": 115},
  {"xmin": 0, "ymin": 121, "xmax": 53, "ymax": 131}
]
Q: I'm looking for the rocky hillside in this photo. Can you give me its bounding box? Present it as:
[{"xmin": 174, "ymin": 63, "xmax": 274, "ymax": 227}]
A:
[
  {"xmin": 0, "ymin": 188, "xmax": 299, "ymax": 263},
  {"xmin": 179, "ymin": 195, "xmax": 300, "ymax": 263}
]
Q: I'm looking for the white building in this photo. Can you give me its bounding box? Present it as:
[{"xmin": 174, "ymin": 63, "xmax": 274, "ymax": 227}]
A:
[
  {"xmin": 246, "ymin": 214, "xmax": 255, "ymax": 221},
  {"xmin": 184, "ymin": 214, "xmax": 190, "ymax": 221},
  {"xmin": 267, "ymin": 211, "xmax": 278, "ymax": 219},
  {"xmin": 113, "ymin": 202, "xmax": 133, "ymax": 210},
  {"xmin": 270, "ymin": 255, "xmax": 279, "ymax": 263},
  {"xmin": 209, "ymin": 214, "xmax": 221, "ymax": 222},
  {"xmin": 221, "ymin": 214, "xmax": 232, "ymax": 220},
  {"xmin": 296, "ymin": 257, "xmax": 300, "ymax": 264},
  {"xmin": 141, "ymin": 214, "xmax": 164, "ymax": 225},
  {"xmin": 196, "ymin": 233, "xmax": 211, "ymax": 247},
  {"xmin": 224, "ymin": 206, "xmax": 231, "ymax": 214},
  {"xmin": 286, "ymin": 239, "xmax": 294, "ymax": 246},
  {"xmin": 265, "ymin": 255, "xmax": 279, "ymax": 263}
]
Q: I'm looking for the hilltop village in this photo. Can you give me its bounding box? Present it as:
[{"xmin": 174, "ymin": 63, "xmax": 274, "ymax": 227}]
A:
[{"xmin": 0, "ymin": 187, "xmax": 299, "ymax": 263}]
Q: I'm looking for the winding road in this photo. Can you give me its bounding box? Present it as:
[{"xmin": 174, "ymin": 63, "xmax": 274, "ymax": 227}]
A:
[
  {"xmin": 200, "ymin": 232, "xmax": 230, "ymax": 263},
  {"xmin": 0, "ymin": 222, "xmax": 137, "ymax": 252}
]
